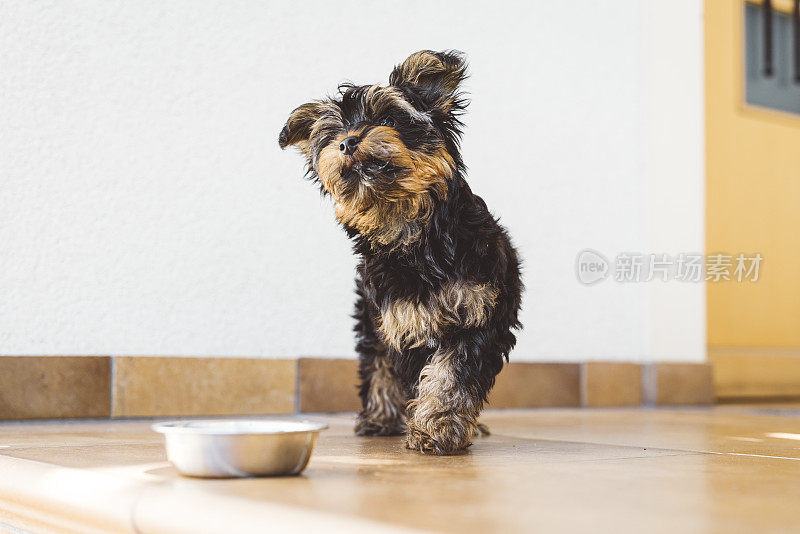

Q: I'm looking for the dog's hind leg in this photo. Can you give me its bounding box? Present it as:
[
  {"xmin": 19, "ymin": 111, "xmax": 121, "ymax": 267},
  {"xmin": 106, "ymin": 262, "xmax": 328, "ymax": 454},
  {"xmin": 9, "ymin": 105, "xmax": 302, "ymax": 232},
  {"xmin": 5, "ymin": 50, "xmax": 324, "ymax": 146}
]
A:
[{"xmin": 473, "ymin": 423, "xmax": 491, "ymax": 437}]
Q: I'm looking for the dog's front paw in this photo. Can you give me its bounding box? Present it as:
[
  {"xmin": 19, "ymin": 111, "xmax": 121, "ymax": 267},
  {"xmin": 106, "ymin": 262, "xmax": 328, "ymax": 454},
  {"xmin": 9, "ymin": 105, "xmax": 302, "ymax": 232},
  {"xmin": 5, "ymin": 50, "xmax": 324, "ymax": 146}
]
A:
[
  {"xmin": 355, "ymin": 412, "xmax": 406, "ymax": 436},
  {"xmin": 405, "ymin": 422, "xmax": 472, "ymax": 455}
]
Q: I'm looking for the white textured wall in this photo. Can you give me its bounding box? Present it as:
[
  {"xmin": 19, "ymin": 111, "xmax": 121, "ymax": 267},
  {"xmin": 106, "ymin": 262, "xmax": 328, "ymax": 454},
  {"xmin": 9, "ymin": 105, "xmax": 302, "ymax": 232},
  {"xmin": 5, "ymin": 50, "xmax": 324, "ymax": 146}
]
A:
[
  {"xmin": 640, "ymin": 2, "xmax": 706, "ymax": 361},
  {"xmin": 0, "ymin": 1, "xmax": 705, "ymax": 361}
]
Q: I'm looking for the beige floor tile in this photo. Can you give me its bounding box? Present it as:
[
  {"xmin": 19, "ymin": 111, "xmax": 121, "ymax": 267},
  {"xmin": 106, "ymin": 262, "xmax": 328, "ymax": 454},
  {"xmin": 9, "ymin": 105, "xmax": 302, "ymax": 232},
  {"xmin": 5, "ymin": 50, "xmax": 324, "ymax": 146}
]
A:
[
  {"xmin": 2, "ymin": 406, "xmax": 800, "ymax": 533},
  {"xmin": 485, "ymin": 407, "xmax": 800, "ymax": 459}
]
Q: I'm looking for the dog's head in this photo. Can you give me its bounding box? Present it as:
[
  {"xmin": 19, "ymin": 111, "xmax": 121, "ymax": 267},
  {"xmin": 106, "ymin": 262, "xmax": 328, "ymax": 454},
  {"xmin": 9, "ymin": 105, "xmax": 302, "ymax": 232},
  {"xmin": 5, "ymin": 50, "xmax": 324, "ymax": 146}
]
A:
[{"xmin": 279, "ymin": 50, "xmax": 468, "ymax": 246}]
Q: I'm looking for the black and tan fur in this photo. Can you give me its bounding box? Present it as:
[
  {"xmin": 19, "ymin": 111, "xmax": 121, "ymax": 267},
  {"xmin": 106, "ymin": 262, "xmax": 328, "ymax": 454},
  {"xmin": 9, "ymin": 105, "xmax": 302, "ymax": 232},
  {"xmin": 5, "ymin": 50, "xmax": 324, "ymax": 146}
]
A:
[{"xmin": 280, "ymin": 50, "xmax": 522, "ymax": 454}]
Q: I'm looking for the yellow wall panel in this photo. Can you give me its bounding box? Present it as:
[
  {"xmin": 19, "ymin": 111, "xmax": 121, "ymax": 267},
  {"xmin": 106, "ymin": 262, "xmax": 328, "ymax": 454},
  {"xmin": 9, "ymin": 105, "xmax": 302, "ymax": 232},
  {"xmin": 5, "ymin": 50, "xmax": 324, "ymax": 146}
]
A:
[{"xmin": 706, "ymin": 0, "xmax": 800, "ymax": 347}]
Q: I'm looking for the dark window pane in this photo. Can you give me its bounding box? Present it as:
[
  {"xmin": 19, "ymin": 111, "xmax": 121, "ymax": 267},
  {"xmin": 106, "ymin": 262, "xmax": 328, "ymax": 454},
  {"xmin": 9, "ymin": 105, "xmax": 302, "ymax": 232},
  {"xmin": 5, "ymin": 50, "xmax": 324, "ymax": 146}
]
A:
[{"xmin": 745, "ymin": 3, "xmax": 800, "ymax": 115}]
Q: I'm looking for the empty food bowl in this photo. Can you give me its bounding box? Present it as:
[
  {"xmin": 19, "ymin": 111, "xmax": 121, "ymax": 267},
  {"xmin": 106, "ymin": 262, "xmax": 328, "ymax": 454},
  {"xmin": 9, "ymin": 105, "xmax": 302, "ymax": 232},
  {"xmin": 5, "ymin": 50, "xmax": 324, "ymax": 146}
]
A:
[{"xmin": 152, "ymin": 419, "xmax": 328, "ymax": 478}]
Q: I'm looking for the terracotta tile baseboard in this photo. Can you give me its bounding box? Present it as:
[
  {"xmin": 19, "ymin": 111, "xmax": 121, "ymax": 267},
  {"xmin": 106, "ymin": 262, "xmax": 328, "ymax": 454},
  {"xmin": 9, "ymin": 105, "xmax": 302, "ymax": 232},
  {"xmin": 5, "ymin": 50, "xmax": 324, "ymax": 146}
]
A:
[
  {"xmin": 642, "ymin": 362, "xmax": 715, "ymax": 406},
  {"xmin": 581, "ymin": 362, "xmax": 643, "ymax": 407},
  {"xmin": 0, "ymin": 356, "xmax": 715, "ymax": 420},
  {"xmin": 298, "ymin": 358, "xmax": 361, "ymax": 413},
  {"xmin": 0, "ymin": 357, "xmax": 110, "ymax": 420},
  {"xmin": 489, "ymin": 363, "xmax": 581, "ymax": 408},
  {"xmin": 112, "ymin": 357, "xmax": 296, "ymax": 418}
]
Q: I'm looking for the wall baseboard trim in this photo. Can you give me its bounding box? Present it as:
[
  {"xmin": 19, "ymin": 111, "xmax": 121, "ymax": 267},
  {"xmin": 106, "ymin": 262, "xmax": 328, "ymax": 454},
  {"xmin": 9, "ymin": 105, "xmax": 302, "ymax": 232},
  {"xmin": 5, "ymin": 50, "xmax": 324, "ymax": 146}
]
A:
[
  {"xmin": 709, "ymin": 345, "xmax": 800, "ymax": 399},
  {"xmin": 0, "ymin": 356, "xmax": 715, "ymax": 421}
]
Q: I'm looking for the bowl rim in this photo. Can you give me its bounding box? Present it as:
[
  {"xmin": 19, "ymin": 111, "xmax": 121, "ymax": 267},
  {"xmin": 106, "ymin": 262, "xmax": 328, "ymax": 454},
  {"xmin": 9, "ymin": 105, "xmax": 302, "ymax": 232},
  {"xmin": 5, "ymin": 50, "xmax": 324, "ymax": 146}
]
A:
[{"xmin": 151, "ymin": 419, "xmax": 329, "ymax": 436}]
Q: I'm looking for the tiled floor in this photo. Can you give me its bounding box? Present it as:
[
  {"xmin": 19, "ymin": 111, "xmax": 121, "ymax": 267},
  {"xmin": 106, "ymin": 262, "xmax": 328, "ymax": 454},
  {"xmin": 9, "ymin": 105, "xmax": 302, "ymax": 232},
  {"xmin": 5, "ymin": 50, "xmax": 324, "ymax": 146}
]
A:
[{"xmin": 1, "ymin": 406, "xmax": 800, "ymax": 533}]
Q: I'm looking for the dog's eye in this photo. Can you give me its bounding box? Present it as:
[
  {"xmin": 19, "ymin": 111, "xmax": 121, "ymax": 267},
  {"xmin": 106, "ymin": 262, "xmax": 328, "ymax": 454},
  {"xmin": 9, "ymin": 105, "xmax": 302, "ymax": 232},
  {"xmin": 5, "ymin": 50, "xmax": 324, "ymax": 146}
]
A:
[{"xmin": 379, "ymin": 116, "xmax": 396, "ymax": 128}]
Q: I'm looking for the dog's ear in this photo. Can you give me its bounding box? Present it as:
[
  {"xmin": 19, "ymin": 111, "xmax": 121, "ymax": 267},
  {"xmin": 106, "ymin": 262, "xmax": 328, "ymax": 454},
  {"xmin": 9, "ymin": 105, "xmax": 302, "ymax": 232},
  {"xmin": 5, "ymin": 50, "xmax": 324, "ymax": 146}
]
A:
[
  {"xmin": 279, "ymin": 102, "xmax": 322, "ymax": 154},
  {"xmin": 389, "ymin": 50, "xmax": 468, "ymax": 112}
]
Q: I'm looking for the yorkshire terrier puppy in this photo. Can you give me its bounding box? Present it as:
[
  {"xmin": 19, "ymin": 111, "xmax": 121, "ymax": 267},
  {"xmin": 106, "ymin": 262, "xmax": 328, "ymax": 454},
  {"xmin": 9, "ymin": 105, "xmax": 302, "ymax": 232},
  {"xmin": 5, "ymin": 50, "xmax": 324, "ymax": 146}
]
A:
[{"xmin": 280, "ymin": 50, "xmax": 522, "ymax": 454}]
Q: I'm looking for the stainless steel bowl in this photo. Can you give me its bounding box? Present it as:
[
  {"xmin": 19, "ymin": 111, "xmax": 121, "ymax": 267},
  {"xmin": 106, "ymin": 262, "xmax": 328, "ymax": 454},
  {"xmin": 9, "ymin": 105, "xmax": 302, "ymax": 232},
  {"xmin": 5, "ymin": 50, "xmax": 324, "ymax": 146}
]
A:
[{"xmin": 152, "ymin": 419, "xmax": 328, "ymax": 478}]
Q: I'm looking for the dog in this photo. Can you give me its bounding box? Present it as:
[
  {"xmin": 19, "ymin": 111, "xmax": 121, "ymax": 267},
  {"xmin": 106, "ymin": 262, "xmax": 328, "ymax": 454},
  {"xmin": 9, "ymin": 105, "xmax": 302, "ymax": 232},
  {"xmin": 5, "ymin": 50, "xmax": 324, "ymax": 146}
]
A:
[{"xmin": 280, "ymin": 50, "xmax": 522, "ymax": 455}]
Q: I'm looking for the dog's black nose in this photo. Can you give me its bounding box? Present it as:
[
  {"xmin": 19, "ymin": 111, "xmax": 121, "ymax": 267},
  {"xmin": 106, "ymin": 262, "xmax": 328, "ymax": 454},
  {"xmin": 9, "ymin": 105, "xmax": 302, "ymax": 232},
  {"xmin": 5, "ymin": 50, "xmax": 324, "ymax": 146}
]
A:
[{"xmin": 339, "ymin": 136, "xmax": 361, "ymax": 155}]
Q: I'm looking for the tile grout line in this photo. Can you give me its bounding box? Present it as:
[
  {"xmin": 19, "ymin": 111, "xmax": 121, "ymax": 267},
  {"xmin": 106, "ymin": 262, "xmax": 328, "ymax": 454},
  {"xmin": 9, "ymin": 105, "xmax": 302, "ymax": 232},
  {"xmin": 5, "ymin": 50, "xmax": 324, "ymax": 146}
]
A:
[
  {"xmin": 294, "ymin": 358, "xmax": 301, "ymax": 414},
  {"xmin": 488, "ymin": 433, "xmax": 800, "ymax": 463},
  {"xmin": 579, "ymin": 362, "xmax": 587, "ymax": 407},
  {"xmin": 700, "ymin": 450, "xmax": 800, "ymax": 461},
  {"xmin": 109, "ymin": 356, "xmax": 116, "ymax": 420}
]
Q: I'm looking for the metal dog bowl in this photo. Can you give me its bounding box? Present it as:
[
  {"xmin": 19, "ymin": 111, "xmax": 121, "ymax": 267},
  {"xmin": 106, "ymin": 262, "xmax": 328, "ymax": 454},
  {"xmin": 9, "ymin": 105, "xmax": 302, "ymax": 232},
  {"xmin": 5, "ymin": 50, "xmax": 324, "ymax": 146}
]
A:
[{"xmin": 152, "ymin": 419, "xmax": 328, "ymax": 478}]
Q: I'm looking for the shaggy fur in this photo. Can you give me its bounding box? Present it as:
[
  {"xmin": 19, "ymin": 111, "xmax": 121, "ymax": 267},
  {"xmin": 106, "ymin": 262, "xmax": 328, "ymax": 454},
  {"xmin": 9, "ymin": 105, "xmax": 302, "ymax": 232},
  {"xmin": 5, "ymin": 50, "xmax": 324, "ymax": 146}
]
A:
[{"xmin": 280, "ymin": 50, "xmax": 522, "ymax": 454}]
